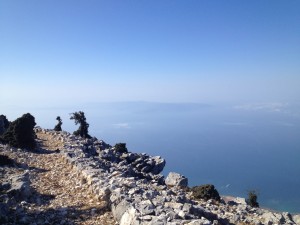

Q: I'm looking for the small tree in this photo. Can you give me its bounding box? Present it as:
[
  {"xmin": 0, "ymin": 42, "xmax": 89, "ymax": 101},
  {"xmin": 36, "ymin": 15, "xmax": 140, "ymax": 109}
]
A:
[
  {"xmin": 114, "ymin": 143, "xmax": 128, "ymax": 153},
  {"xmin": 70, "ymin": 111, "xmax": 91, "ymax": 138},
  {"xmin": 2, "ymin": 113, "xmax": 36, "ymax": 149},
  {"xmin": 54, "ymin": 116, "xmax": 63, "ymax": 131},
  {"xmin": 246, "ymin": 190, "xmax": 259, "ymax": 207}
]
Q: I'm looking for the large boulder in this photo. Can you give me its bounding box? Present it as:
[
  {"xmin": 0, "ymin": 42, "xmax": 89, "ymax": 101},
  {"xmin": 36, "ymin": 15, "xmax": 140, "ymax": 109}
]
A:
[{"xmin": 165, "ymin": 172, "xmax": 188, "ymax": 187}]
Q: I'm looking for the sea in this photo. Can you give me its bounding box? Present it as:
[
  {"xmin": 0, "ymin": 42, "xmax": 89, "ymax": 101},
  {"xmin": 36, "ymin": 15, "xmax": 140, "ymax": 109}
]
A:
[{"xmin": 2, "ymin": 101, "xmax": 300, "ymax": 213}]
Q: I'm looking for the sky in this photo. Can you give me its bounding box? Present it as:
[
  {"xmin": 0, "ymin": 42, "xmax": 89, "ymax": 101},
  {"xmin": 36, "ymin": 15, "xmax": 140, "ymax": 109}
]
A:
[{"xmin": 1, "ymin": 0, "xmax": 300, "ymax": 107}]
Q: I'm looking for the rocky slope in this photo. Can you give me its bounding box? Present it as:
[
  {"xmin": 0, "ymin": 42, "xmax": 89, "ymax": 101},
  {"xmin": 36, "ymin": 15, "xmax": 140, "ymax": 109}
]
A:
[{"xmin": 1, "ymin": 128, "xmax": 299, "ymax": 225}]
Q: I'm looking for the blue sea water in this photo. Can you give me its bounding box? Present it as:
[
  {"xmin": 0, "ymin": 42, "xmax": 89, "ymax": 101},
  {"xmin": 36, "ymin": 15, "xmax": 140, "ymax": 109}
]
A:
[{"xmin": 2, "ymin": 102, "xmax": 300, "ymax": 213}]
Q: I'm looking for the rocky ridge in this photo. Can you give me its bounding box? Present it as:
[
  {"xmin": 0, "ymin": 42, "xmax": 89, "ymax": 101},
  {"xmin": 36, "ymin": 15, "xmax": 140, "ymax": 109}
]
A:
[{"xmin": 1, "ymin": 128, "xmax": 300, "ymax": 225}]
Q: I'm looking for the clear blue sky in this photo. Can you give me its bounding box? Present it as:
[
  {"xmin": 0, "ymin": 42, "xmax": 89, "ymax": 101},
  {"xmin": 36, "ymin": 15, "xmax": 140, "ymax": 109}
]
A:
[{"xmin": 1, "ymin": 0, "xmax": 299, "ymax": 106}]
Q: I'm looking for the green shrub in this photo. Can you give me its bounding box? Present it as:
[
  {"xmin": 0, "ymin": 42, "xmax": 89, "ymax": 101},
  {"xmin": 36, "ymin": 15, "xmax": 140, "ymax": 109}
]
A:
[
  {"xmin": 54, "ymin": 116, "xmax": 63, "ymax": 131},
  {"xmin": 114, "ymin": 143, "xmax": 128, "ymax": 153},
  {"xmin": 191, "ymin": 184, "xmax": 221, "ymax": 201},
  {"xmin": 246, "ymin": 190, "xmax": 259, "ymax": 207},
  {"xmin": 70, "ymin": 111, "xmax": 91, "ymax": 138},
  {"xmin": 2, "ymin": 113, "xmax": 36, "ymax": 149}
]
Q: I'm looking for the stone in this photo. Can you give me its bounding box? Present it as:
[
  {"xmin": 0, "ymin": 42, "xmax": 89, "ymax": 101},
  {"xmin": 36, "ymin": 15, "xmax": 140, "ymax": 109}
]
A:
[
  {"xmin": 235, "ymin": 197, "xmax": 247, "ymax": 205},
  {"xmin": 165, "ymin": 172, "xmax": 188, "ymax": 187},
  {"xmin": 120, "ymin": 206, "xmax": 140, "ymax": 225},
  {"xmin": 151, "ymin": 156, "xmax": 166, "ymax": 174},
  {"xmin": 261, "ymin": 212, "xmax": 285, "ymax": 224},
  {"xmin": 111, "ymin": 199, "xmax": 132, "ymax": 221},
  {"xmin": 7, "ymin": 171, "xmax": 31, "ymax": 200},
  {"xmin": 148, "ymin": 215, "xmax": 167, "ymax": 225},
  {"xmin": 140, "ymin": 215, "xmax": 153, "ymax": 221},
  {"xmin": 186, "ymin": 220, "xmax": 209, "ymax": 225},
  {"xmin": 166, "ymin": 211, "xmax": 178, "ymax": 221},
  {"xmin": 292, "ymin": 214, "xmax": 300, "ymax": 224},
  {"xmin": 97, "ymin": 186, "xmax": 111, "ymax": 201},
  {"xmin": 137, "ymin": 200, "xmax": 155, "ymax": 216},
  {"xmin": 164, "ymin": 202, "xmax": 183, "ymax": 210}
]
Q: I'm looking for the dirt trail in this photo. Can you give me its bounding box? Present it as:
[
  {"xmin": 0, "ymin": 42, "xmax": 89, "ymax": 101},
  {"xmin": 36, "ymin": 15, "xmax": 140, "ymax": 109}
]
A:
[{"xmin": 1, "ymin": 131, "xmax": 116, "ymax": 225}]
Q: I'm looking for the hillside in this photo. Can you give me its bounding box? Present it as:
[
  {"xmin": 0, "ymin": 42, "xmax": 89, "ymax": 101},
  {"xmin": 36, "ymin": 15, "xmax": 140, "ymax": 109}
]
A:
[{"xmin": 1, "ymin": 128, "xmax": 299, "ymax": 225}]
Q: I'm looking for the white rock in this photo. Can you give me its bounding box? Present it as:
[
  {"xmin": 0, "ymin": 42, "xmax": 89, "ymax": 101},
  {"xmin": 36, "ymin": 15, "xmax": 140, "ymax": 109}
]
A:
[{"xmin": 165, "ymin": 172, "xmax": 188, "ymax": 187}]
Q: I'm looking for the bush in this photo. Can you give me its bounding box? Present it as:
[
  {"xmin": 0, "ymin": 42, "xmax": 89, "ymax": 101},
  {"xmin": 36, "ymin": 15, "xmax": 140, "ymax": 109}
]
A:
[
  {"xmin": 2, "ymin": 113, "xmax": 36, "ymax": 149},
  {"xmin": 114, "ymin": 143, "xmax": 128, "ymax": 153},
  {"xmin": 54, "ymin": 116, "xmax": 63, "ymax": 131},
  {"xmin": 191, "ymin": 184, "xmax": 221, "ymax": 201},
  {"xmin": 246, "ymin": 190, "xmax": 259, "ymax": 207},
  {"xmin": 70, "ymin": 111, "xmax": 91, "ymax": 139},
  {"xmin": 0, "ymin": 115, "xmax": 10, "ymax": 135}
]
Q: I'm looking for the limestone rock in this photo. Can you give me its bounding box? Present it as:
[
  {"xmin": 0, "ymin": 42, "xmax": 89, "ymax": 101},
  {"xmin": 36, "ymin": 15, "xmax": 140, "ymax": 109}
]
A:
[
  {"xmin": 149, "ymin": 156, "xmax": 166, "ymax": 174},
  {"xmin": 292, "ymin": 214, "xmax": 300, "ymax": 224},
  {"xmin": 112, "ymin": 199, "xmax": 132, "ymax": 221},
  {"xmin": 7, "ymin": 171, "xmax": 31, "ymax": 200},
  {"xmin": 165, "ymin": 172, "xmax": 188, "ymax": 187},
  {"xmin": 120, "ymin": 206, "xmax": 140, "ymax": 225}
]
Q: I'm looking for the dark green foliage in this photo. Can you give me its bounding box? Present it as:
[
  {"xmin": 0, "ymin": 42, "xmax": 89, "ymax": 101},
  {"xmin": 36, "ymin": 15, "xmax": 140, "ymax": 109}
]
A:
[
  {"xmin": 0, "ymin": 155, "xmax": 14, "ymax": 166},
  {"xmin": 0, "ymin": 115, "xmax": 10, "ymax": 135},
  {"xmin": 70, "ymin": 111, "xmax": 91, "ymax": 139},
  {"xmin": 191, "ymin": 184, "xmax": 221, "ymax": 201},
  {"xmin": 114, "ymin": 143, "xmax": 128, "ymax": 153},
  {"xmin": 2, "ymin": 113, "xmax": 36, "ymax": 149},
  {"xmin": 54, "ymin": 116, "xmax": 63, "ymax": 131},
  {"xmin": 246, "ymin": 190, "xmax": 259, "ymax": 207}
]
